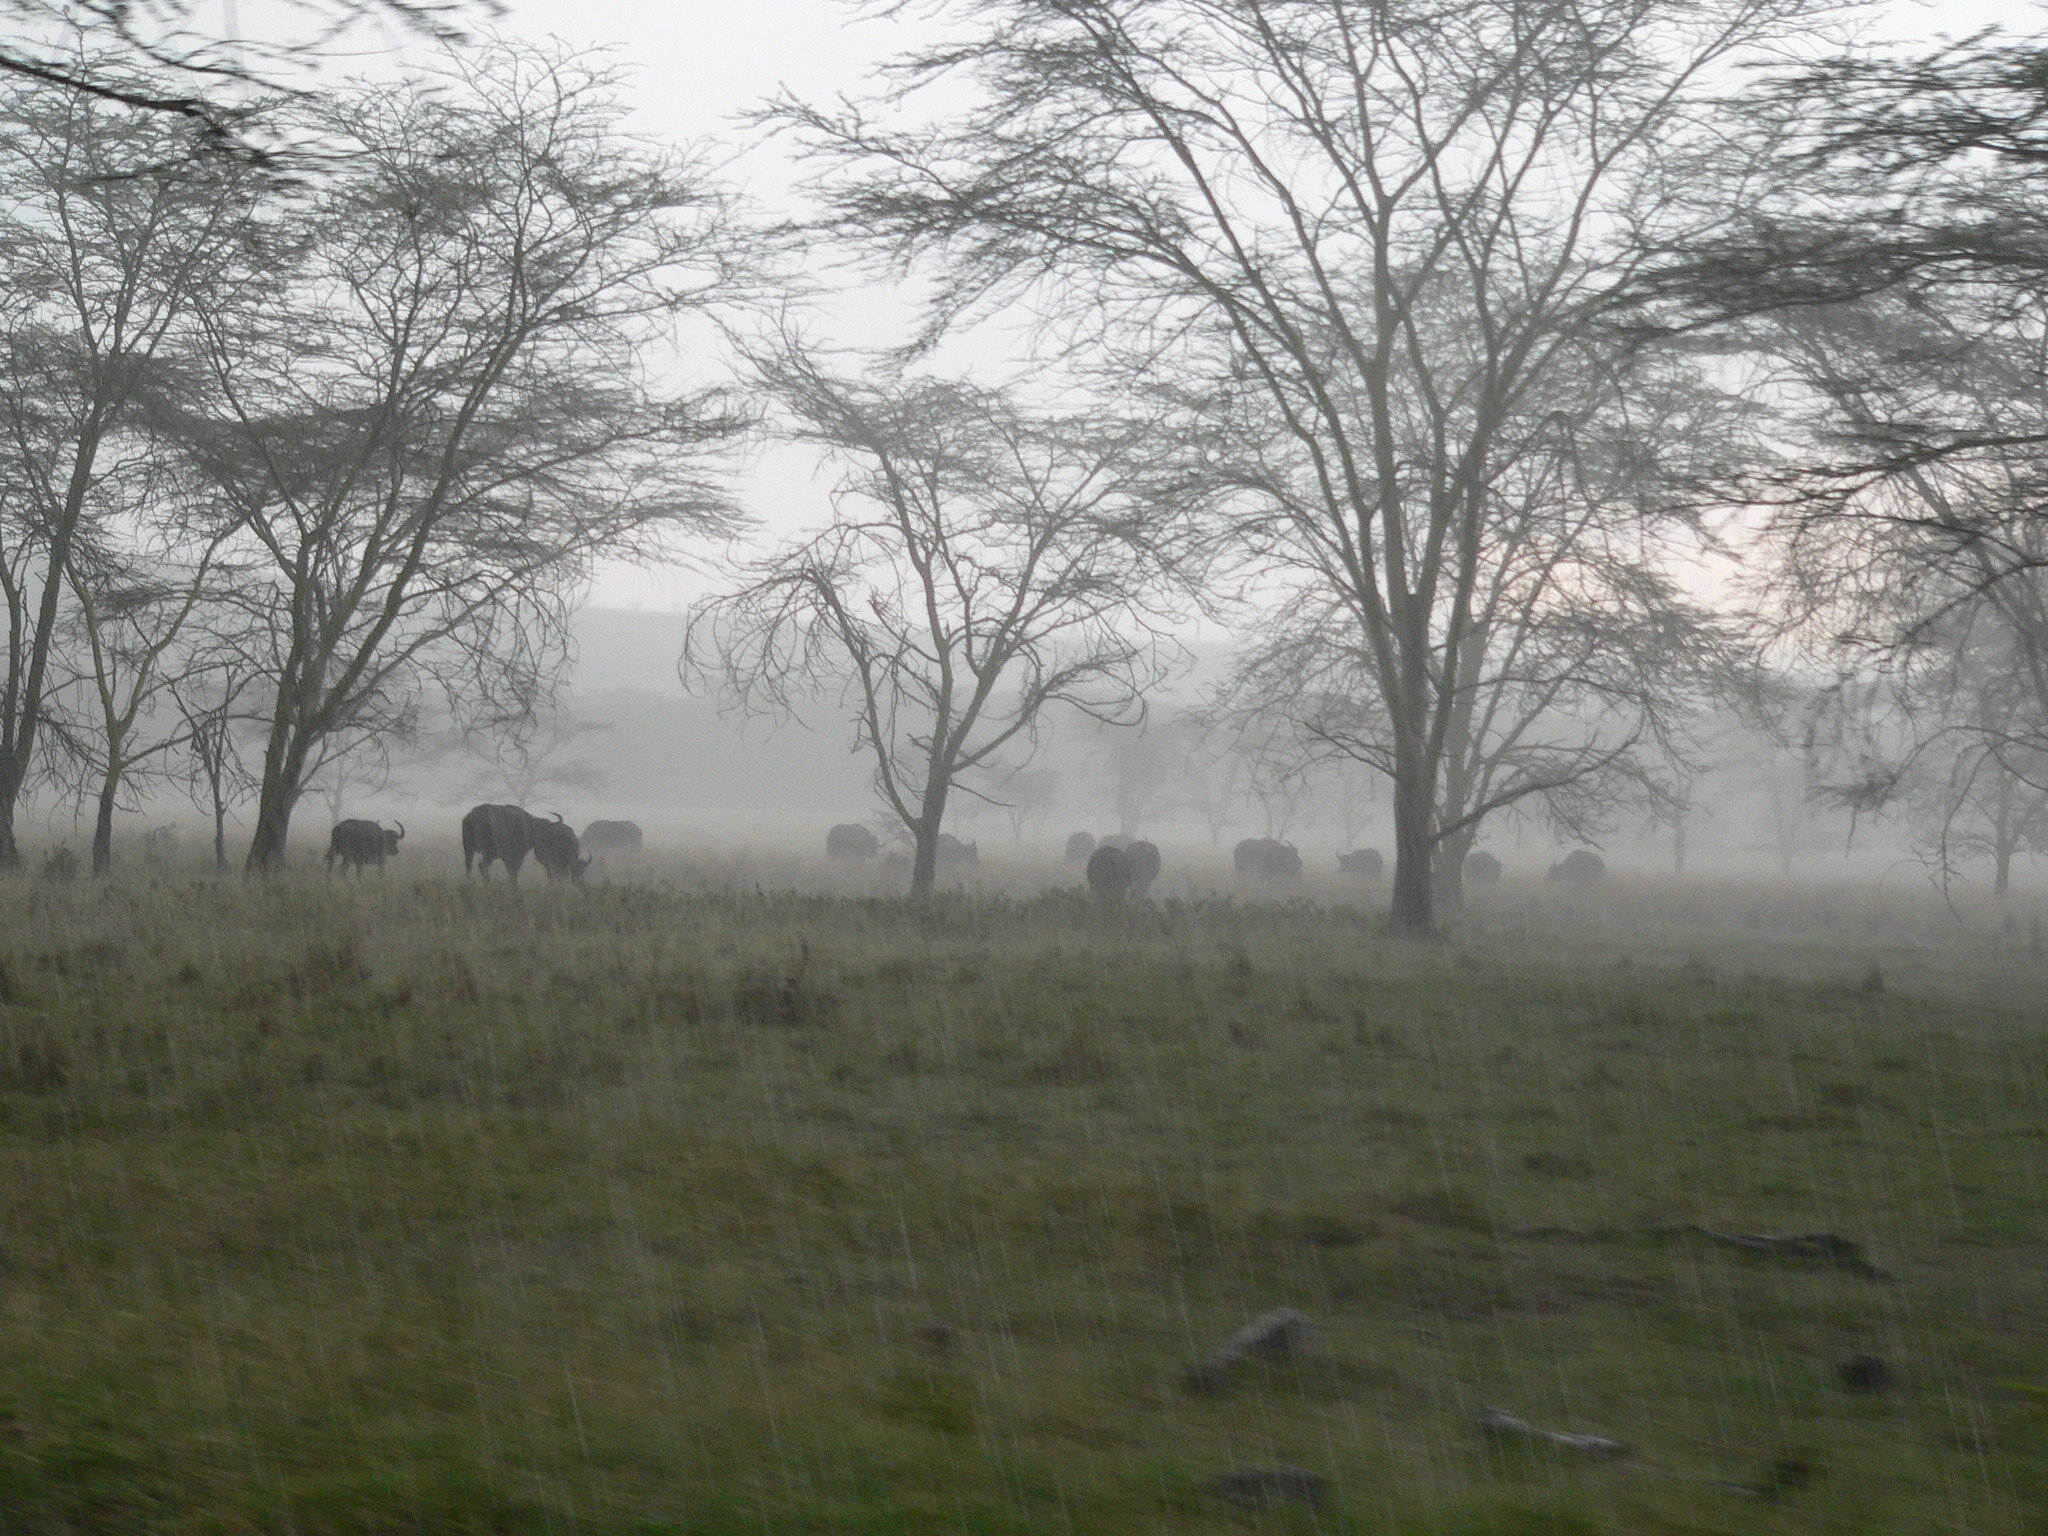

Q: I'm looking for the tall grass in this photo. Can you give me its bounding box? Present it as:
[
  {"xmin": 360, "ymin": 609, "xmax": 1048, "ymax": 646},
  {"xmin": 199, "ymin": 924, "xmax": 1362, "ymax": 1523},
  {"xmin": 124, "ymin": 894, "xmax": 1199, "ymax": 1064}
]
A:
[{"xmin": 0, "ymin": 872, "xmax": 2039, "ymax": 1534}]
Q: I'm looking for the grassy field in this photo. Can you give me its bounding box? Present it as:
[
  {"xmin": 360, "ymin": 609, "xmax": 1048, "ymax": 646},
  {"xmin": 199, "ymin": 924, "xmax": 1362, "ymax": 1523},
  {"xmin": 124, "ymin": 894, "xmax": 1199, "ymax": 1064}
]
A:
[{"xmin": 0, "ymin": 870, "xmax": 2042, "ymax": 1534}]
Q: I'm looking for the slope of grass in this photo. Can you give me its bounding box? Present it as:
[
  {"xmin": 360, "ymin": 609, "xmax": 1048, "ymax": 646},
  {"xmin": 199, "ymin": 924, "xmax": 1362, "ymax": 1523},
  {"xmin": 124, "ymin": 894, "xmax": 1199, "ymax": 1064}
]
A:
[{"xmin": 0, "ymin": 875, "xmax": 2040, "ymax": 1534}]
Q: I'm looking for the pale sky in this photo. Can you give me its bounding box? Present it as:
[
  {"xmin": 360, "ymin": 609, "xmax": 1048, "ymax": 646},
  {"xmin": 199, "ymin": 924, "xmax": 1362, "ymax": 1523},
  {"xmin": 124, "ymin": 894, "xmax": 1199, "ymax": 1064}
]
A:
[{"xmin": 364, "ymin": 0, "xmax": 2048, "ymax": 612}]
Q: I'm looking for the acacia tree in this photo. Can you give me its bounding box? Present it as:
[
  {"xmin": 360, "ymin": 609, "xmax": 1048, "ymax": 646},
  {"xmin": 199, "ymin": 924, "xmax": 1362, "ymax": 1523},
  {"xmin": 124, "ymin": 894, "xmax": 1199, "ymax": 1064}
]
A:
[
  {"xmin": 0, "ymin": 77, "xmax": 264, "ymax": 867},
  {"xmin": 775, "ymin": 0, "xmax": 1826, "ymax": 933},
  {"xmin": 1655, "ymin": 34, "xmax": 2048, "ymax": 742},
  {"xmin": 1209, "ymin": 332, "xmax": 1746, "ymax": 908},
  {"xmin": 0, "ymin": 2, "xmax": 479, "ymax": 141},
  {"xmin": 684, "ymin": 352, "xmax": 1183, "ymax": 897},
  {"xmin": 181, "ymin": 43, "xmax": 750, "ymax": 871},
  {"xmin": 171, "ymin": 658, "xmax": 256, "ymax": 870},
  {"xmin": 55, "ymin": 508, "xmax": 235, "ymax": 872}
]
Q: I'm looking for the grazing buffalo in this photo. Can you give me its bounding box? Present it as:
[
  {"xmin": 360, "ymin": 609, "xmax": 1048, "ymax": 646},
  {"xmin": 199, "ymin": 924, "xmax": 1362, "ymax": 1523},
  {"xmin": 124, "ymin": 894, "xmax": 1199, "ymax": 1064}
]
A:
[
  {"xmin": 1125, "ymin": 839, "xmax": 1162, "ymax": 897},
  {"xmin": 582, "ymin": 819, "xmax": 643, "ymax": 859},
  {"xmin": 463, "ymin": 803, "xmax": 539, "ymax": 883},
  {"xmin": 827, "ymin": 823, "xmax": 880, "ymax": 861},
  {"xmin": 935, "ymin": 833, "xmax": 979, "ymax": 874},
  {"xmin": 1465, "ymin": 850, "xmax": 1503, "ymax": 888},
  {"xmin": 1086, "ymin": 844, "xmax": 1133, "ymax": 901},
  {"xmin": 1064, "ymin": 831, "xmax": 1097, "ymax": 864},
  {"xmin": 325, "ymin": 818, "xmax": 403, "ymax": 876},
  {"xmin": 1234, "ymin": 837, "xmax": 1303, "ymax": 882},
  {"xmin": 1546, "ymin": 849, "xmax": 1606, "ymax": 887},
  {"xmin": 530, "ymin": 814, "xmax": 591, "ymax": 883},
  {"xmin": 1337, "ymin": 848, "xmax": 1384, "ymax": 880}
]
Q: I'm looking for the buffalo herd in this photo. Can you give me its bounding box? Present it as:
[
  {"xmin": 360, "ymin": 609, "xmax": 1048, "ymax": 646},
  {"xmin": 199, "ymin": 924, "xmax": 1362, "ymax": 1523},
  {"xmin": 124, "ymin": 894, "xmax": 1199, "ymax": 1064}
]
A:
[{"xmin": 314, "ymin": 801, "xmax": 1608, "ymax": 895}]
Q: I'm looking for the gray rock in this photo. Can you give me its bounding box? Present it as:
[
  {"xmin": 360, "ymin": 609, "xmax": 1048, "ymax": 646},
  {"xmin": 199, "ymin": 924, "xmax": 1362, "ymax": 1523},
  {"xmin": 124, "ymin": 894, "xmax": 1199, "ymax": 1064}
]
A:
[{"xmin": 1186, "ymin": 1307, "xmax": 1315, "ymax": 1391}]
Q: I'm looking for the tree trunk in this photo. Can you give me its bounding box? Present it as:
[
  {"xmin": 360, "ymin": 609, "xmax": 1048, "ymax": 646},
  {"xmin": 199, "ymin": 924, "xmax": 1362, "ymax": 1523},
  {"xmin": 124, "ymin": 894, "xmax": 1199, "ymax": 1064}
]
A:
[
  {"xmin": 1673, "ymin": 812, "xmax": 1688, "ymax": 877},
  {"xmin": 1389, "ymin": 758, "xmax": 1436, "ymax": 937},
  {"xmin": 91, "ymin": 768, "xmax": 120, "ymax": 875},
  {"xmin": 246, "ymin": 784, "xmax": 298, "ymax": 872},
  {"xmin": 1995, "ymin": 839, "xmax": 2013, "ymax": 898},
  {"xmin": 0, "ymin": 770, "xmax": 19, "ymax": 871},
  {"xmin": 212, "ymin": 794, "xmax": 228, "ymax": 872},
  {"xmin": 246, "ymin": 740, "xmax": 310, "ymax": 873},
  {"xmin": 909, "ymin": 818, "xmax": 939, "ymax": 898}
]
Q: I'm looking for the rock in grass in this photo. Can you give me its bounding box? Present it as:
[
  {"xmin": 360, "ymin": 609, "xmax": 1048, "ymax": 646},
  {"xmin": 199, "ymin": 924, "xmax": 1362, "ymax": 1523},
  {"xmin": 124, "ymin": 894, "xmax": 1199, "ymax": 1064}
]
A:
[
  {"xmin": 1186, "ymin": 1307, "xmax": 1315, "ymax": 1392},
  {"xmin": 1753, "ymin": 1455, "xmax": 1817, "ymax": 1500},
  {"xmin": 1692, "ymin": 1227, "xmax": 1888, "ymax": 1278},
  {"xmin": 1203, "ymin": 1465, "xmax": 1330, "ymax": 1512},
  {"xmin": 1476, "ymin": 1408, "xmax": 1630, "ymax": 1459}
]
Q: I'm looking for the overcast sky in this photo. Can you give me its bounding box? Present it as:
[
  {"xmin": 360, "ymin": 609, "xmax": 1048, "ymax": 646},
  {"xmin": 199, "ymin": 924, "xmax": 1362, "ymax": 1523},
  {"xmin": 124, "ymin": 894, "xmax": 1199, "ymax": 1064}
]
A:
[{"xmin": 368, "ymin": 0, "xmax": 2048, "ymax": 612}]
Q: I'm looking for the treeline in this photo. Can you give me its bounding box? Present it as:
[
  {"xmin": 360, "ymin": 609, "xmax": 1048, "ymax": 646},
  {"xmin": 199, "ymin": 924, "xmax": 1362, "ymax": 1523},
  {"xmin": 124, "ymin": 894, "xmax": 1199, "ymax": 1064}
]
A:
[
  {"xmin": 8, "ymin": 0, "xmax": 2048, "ymax": 927},
  {"xmin": 0, "ymin": 42, "xmax": 752, "ymax": 872}
]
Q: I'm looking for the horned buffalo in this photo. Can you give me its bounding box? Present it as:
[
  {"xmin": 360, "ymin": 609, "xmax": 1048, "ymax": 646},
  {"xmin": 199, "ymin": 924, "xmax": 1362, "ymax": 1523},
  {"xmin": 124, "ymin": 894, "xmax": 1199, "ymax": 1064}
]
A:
[
  {"xmin": 463, "ymin": 803, "xmax": 537, "ymax": 883},
  {"xmin": 1086, "ymin": 844, "xmax": 1133, "ymax": 901},
  {"xmin": 530, "ymin": 814, "xmax": 590, "ymax": 883},
  {"xmin": 582, "ymin": 819, "xmax": 643, "ymax": 858},
  {"xmin": 1465, "ymin": 850, "xmax": 1503, "ymax": 888},
  {"xmin": 1063, "ymin": 831, "xmax": 1097, "ymax": 864},
  {"xmin": 827, "ymin": 823, "xmax": 880, "ymax": 861},
  {"xmin": 935, "ymin": 833, "xmax": 979, "ymax": 874},
  {"xmin": 1546, "ymin": 849, "xmax": 1606, "ymax": 887},
  {"xmin": 1234, "ymin": 837, "xmax": 1303, "ymax": 882},
  {"xmin": 1125, "ymin": 839, "xmax": 1162, "ymax": 897},
  {"xmin": 1337, "ymin": 848, "xmax": 1384, "ymax": 880},
  {"xmin": 325, "ymin": 818, "xmax": 403, "ymax": 876}
]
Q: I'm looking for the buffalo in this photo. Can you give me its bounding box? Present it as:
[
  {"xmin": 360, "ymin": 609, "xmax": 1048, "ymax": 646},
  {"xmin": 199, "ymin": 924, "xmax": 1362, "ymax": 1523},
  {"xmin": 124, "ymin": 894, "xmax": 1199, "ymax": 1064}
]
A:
[
  {"xmin": 1063, "ymin": 831, "xmax": 1097, "ymax": 864},
  {"xmin": 1125, "ymin": 839, "xmax": 1162, "ymax": 897},
  {"xmin": 325, "ymin": 818, "xmax": 403, "ymax": 876},
  {"xmin": 530, "ymin": 814, "xmax": 591, "ymax": 883},
  {"xmin": 1086, "ymin": 843, "xmax": 1133, "ymax": 901},
  {"xmin": 1465, "ymin": 850, "xmax": 1503, "ymax": 888},
  {"xmin": 1234, "ymin": 837, "xmax": 1303, "ymax": 882},
  {"xmin": 463, "ymin": 803, "xmax": 538, "ymax": 883},
  {"xmin": 582, "ymin": 819, "xmax": 643, "ymax": 859},
  {"xmin": 827, "ymin": 823, "xmax": 880, "ymax": 861},
  {"xmin": 935, "ymin": 833, "xmax": 979, "ymax": 875},
  {"xmin": 1546, "ymin": 849, "xmax": 1606, "ymax": 887},
  {"xmin": 1337, "ymin": 848, "xmax": 1384, "ymax": 880}
]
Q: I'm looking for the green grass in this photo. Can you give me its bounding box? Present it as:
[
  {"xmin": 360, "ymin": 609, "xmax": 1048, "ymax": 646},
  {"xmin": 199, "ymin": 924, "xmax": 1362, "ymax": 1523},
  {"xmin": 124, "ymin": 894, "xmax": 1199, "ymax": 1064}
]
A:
[{"xmin": 0, "ymin": 873, "xmax": 2041, "ymax": 1533}]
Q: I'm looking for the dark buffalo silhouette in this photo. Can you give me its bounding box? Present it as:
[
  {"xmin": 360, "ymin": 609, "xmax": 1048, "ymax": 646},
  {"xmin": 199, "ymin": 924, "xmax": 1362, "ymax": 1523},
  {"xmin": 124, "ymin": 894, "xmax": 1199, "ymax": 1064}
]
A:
[
  {"xmin": 582, "ymin": 820, "xmax": 643, "ymax": 858},
  {"xmin": 1064, "ymin": 831, "xmax": 1097, "ymax": 864},
  {"xmin": 530, "ymin": 814, "xmax": 590, "ymax": 883},
  {"xmin": 1125, "ymin": 839, "xmax": 1162, "ymax": 897},
  {"xmin": 1086, "ymin": 844, "xmax": 1133, "ymax": 901},
  {"xmin": 935, "ymin": 833, "xmax": 979, "ymax": 873},
  {"xmin": 325, "ymin": 818, "xmax": 403, "ymax": 876},
  {"xmin": 1234, "ymin": 837, "xmax": 1303, "ymax": 882},
  {"xmin": 463, "ymin": 803, "xmax": 539, "ymax": 883},
  {"xmin": 1465, "ymin": 850, "xmax": 1503, "ymax": 887},
  {"xmin": 1546, "ymin": 849, "xmax": 1606, "ymax": 886},
  {"xmin": 827, "ymin": 823, "xmax": 880, "ymax": 861},
  {"xmin": 1337, "ymin": 848, "xmax": 1384, "ymax": 880},
  {"xmin": 1100, "ymin": 833, "xmax": 1132, "ymax": 851}
]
